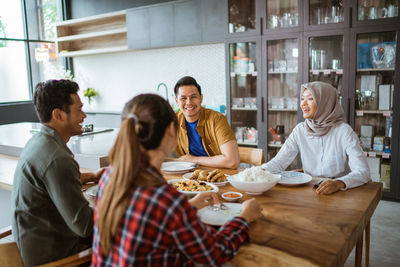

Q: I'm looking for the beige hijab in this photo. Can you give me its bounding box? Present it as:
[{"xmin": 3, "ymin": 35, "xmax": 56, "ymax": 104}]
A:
[{"xmin": 301, "ymin": 81, "xmax": 345, "ymax": 136}]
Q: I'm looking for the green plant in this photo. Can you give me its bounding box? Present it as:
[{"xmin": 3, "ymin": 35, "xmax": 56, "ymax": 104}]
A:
[{"xmin": 83, "ymin": 88, "xmax": 98, "ymax": 104}]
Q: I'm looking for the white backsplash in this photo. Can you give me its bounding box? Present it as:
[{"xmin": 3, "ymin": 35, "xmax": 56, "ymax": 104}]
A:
[{"xmin": 73, "ymin": 43, "xmax": 226, "ymax": 113}]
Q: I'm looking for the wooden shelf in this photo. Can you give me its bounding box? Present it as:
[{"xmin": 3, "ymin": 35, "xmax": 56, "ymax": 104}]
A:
[
  {"xmin": 310, "ymin": 69, "xmax": 343, "ymax": 74},
  {"xmin": 356, "ymin": 110, "xmax": 393, "ymax": 115},
  {"xmin": 268, "ymin": 70, "xmax": 298, "ymax": 74},
  {"xmin": 268, "ymin": 143, "xmax": 282, "ymax": 148},
  {"xmin": 56, "ymin": 10, "xmax": 127, "ymax": 57},
  {"xmin": 357, "ymin": 68, "xmax": 395, "ymax": 72},
  {"xmin": 230, "ymin": 72, "xmax": 258, "ymax": 77},
  {"xmin": 57, "ymin": 27, "xmax": 127, "ymax": 42},
  {"xmin": 237, "ymin": 141, "xmax": 258, "ymax": 147},
  {"xmin": 364, "ymin": 150, "xmax": 391, "ymax": 158},
  {"xmin": 232, "ymin": 107, "xmax": 257, "ymax": 111},
  {"xmin": 268, "ymin": 108, "xmax": 297, "ymax": 112},
  {"xmin": 58, "ymin": 45, "xmax": 129, "ymax": 57}
]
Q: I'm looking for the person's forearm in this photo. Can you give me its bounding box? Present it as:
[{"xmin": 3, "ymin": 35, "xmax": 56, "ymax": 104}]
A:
[
  {"xmin": 192, "ymin": 155, "xmax": 239, "ymax": 169},
  {"xmin": 80, "ymin": 172, "xmax": 94, "ymax": 184}
]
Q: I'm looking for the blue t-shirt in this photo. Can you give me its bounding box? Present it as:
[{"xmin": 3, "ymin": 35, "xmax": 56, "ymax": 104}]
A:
[{"xmin": 185, "ymin": 120, "xmax": 208, "ymax": 156}]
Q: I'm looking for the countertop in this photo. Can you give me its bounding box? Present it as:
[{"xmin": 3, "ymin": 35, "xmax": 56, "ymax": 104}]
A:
[{"xmin": 0, "ymin": 122, "xmax": 118, "ymax": 169}]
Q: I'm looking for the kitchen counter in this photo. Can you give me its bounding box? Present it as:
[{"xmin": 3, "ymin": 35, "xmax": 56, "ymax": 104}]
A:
[{"xmin": 0, "ymin": 122, "xmax": 118, "ymax": 169}]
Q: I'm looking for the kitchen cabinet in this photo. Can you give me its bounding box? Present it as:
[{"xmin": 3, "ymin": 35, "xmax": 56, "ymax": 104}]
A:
[
  {"xmin": 225, "ymin": 0, "xmax": 400, "ymax": 200},
  {"xmin": 127, "ymin": 0, "xmax": 226, "ymax": 50},
  {"xmin": 55, "ymin": 10, "xmax": 128, "ymax": 57},
  {"xmin": 56, "ymin": 0, "xmax": 226, "ymax": 56}
]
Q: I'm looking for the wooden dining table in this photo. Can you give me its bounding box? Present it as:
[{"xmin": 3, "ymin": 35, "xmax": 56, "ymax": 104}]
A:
[{"xmin": 161, "ymin": 167, "xmax": 382, "ymax": 267}]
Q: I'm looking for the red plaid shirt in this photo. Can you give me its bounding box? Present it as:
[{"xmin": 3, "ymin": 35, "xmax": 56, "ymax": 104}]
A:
[{"xmin": 91, "ymin": 166, "xmax": 249, "ymax": 267}]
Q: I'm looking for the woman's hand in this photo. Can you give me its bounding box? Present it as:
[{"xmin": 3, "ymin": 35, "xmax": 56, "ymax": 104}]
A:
[
  {"xmin": 239, "ymin": 198, "xmax": 263, "ymax": 223},
  {"xmin": 189, "ymin": 192, "xmax": 215, "ymax": 209},
  {"xmin": 80, "ymin": 167, "xmax": 106, "ymax": 184},
  {"xmin": 316, "ymin": 179, "xmax": 345, "ymax": 195}
]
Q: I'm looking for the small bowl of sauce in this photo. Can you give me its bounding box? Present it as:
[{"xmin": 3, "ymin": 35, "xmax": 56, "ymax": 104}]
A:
[{"xmin": 221, "ymin": 192, "xmax": 243, "ymax": 202}]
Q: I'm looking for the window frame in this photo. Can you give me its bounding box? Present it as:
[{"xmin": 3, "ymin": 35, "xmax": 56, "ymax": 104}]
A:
[{"xmin": 0, "ymin": 0, "xmax": 68, "ymax": 105}]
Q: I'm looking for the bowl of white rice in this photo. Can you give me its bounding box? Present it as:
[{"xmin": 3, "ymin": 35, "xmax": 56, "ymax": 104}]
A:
[{"xmin": 227, "ymin": 166, "xmax": 280, "ymax": 195}]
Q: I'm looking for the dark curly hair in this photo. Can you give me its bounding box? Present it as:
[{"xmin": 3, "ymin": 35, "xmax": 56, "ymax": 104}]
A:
[{"xmin": 33, "ymin": 79, "xmax": 79, "ymax": 123}]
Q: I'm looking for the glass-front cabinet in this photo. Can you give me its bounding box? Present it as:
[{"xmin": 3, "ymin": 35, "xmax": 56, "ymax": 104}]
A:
[
  {"xmin": 228, "ymin": 0, "xmax": 257, "ymax": 35},
  {"xmin": 308, "ymin": 35, "xmax": 345, "ymax": 105},
  {"xmin": 357, "ymin": 0, "xmax": 398, "ymax": 21},
  {"xmin": 309, "ymin": 0, "xmax": 344, "ymax": 25},
  {"xmin": 353, "ymin": 31, "xmax": 397, "ymax": 194},
  {"xmin": 266, "ymin": 0, "xmax": 299, "ymax": 30},
  {"xmin": 225, "ymin": 0, "xmax": 400, "ymax": 200},
  {"xmin": 228, "ymin": 40, "xmax": 260, "ymax": 147},
  {"xmin": 265, "ymin": 38, "xmax": 300, "ymax": 164}
]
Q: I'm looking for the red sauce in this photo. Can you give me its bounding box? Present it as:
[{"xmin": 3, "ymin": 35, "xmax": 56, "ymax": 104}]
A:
[{"xmin": 224, "ymin": 193, "xmax": 240, "ymax": 198}]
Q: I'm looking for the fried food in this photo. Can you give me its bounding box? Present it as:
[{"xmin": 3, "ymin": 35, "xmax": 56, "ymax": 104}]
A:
[
  {"xmin": 198, "ymin": 170, "xmax": 209, "ymax": 181},
  {"xmin": 207, "ymin": 169, "xmax": 219, "ymax": 180},
  {"xmin": 211, "ymin": 172, "xmax": 226, "ymax": 182},
  {"xmin": 190, "ymin": 169, "xmax": 201, "ymax": 180},
  {"xmin": 188, "ymin": 169, "xmax": 227, "ymax": 183}
]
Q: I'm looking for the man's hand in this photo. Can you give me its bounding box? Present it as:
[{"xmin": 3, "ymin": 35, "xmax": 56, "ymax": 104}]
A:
[
  {"xmin": 80, "ymin": 167, "xmax": 106, "ymax": 184},
  {"xmin": 316, "ymin": 179, "xmax": 345, "ymax": 195},
  {"xmin": 178, "ymin": 154, "xmax": 196, "ymax": 164},
  {"xmin": 189, "ymin": 192, "xmax": 215, "ymax": 209}
]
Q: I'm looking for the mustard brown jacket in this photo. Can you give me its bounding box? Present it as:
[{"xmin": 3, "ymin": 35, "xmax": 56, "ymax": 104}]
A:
[{"xmin": 176, "ymin": 108, "xmax": 236, "ymax": 157}]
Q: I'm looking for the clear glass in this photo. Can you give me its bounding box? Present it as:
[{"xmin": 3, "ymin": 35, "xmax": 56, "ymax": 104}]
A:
[
  {"xmin": 309, "ymin": 35, "xmax": 344, "ymax": 99},
  {"xmin": 267, "ymin": 0, "xmax": 299, "ymax": 29},
  {"xmin": 355, "ymin": 31, "xmax": 396, "ymax": 192},
  {"xmin": 358, "ymin": 0, "xmax": 399, "ymax": 21},
  {"xmin": 266, "ymin": 38, "xmax": 298, "ymax": 165},
  {"xmin": 38, "ymin": 0, "xmax": 59, "ymax": 40},
  {"xmin": 29, "ymin": 42, "xmax": 62, "ymax": 87},
  {"xmin": 229, "ymin": 42, "xmax": 258, "ymax": 146},
  {"xmin": 228, "ymin": 0, "xmax": 256, "ymax": 33},
  {"xmin": 0, "ymin": 41, "xmax": 30, "ymax": 102},
  {"xmin": 0, "ymin": 0, "xmax": 25, "ymax": 39},
  {"xmin": 309, "ymin": 0, "xmax": 344, "ymax": 25}
]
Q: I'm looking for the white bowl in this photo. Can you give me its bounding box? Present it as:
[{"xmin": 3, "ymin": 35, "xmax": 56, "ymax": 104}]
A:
[
  {"xmin": 227, "ymin": 174, "xmax": 280, "ymax": 195},
  {"xmin": 168, "ymin": 179, "xmax": 219, "ymax": 196},
  {"xmin": 221, "ymin": 192, "xmax": 243, "ymax": 202}
]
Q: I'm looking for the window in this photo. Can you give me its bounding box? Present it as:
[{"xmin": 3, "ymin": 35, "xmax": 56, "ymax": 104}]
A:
[{"xmin": 0, "ymin": 0, "xmax": 62, "ymax": 103}]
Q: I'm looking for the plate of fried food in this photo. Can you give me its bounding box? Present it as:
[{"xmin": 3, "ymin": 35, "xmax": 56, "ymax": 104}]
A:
[
  {"xmin": 182, "ymin": 169, "xmax": 229, "ymax": 186},
  {"xmin": 168, "ymin": 179, "xmax": 219, "ymax": 196}
]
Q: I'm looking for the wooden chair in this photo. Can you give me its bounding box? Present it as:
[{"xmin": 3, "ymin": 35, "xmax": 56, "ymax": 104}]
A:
[
  {"xmin": 0, "ymin": 226, "xmax": 92, "ymax": 267},
  {"xmin": 238, "ymin": 147, "xmax": 265, "ymax": 166}
]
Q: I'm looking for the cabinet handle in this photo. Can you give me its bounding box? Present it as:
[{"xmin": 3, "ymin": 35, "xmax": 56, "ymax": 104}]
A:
[{"xmin": 261, "ymin": 97, "xmax": 264, "ymax": 122}]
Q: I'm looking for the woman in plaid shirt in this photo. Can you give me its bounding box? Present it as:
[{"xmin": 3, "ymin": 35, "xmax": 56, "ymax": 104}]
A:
[{"xmin": 91, "ymin": 94, "xmax": 262, "ymax": 267}]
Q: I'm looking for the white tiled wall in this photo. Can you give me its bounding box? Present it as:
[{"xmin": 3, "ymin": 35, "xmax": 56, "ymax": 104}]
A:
[{"xmin": 73, "ymin": 43, "xmax": 226, "ymax": 113}]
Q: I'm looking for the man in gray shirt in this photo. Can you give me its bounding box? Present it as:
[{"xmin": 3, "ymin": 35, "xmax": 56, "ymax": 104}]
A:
[{"xmin": 11, "ymin": 79, "xmax": 104, "ymax": 266}]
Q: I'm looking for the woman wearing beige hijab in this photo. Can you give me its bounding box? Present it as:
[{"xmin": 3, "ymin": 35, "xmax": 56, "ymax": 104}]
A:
[{"xmin": 262, "ymin": 81, "xmax": 370, "ymax": 195}]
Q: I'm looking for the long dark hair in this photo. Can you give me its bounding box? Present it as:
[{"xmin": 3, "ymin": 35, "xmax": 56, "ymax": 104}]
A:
[{"xmin": 98, "ymin": 94, "xmax": 177, "ymax": 254}]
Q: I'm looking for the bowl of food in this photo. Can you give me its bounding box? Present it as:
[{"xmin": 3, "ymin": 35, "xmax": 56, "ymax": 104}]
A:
[
  {"xmin": 227, "ymin": 166, "xmax": 280, "ymax": 195},
  {"xmin": 182, "ymin": 169, "xmax": 229, "ymax": 186},
  {"xmin": 168, "ymin": 179, "xmax": 218, "ymax": 196},
  {"xmin": 221, "ymin": 192, "xmax": 243, "ymax": 202}
]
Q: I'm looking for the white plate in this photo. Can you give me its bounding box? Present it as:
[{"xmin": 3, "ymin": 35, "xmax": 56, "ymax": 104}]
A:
[
  {"xmin": 85, "ymin": 184, "xmax": 99, "ymax": 197},
  {"xmin": 161, "ymin": 161, "xmax": 196, "ymax": 174},
  {"xmin": 182, "ymin": 172, "xmax": 229, "ymax": 186},
  {"xmin": 197, "ymin": 203, "xmax": 243, "ymax": 226},
  {"xmin": 278, "ymin": 171, "xmax": 312, "ymax": 186},
  {"xmin": 168, "ymin": 179, "xmax": 219, "ymax": 196}
]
